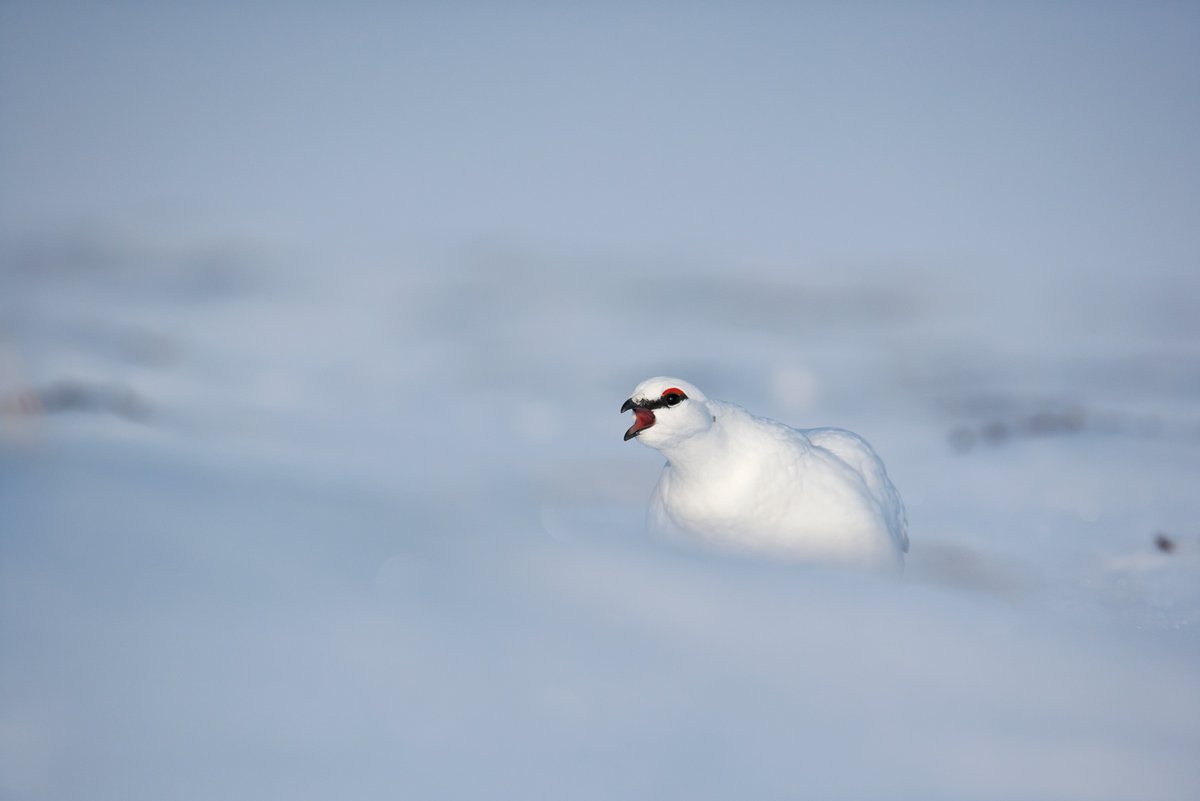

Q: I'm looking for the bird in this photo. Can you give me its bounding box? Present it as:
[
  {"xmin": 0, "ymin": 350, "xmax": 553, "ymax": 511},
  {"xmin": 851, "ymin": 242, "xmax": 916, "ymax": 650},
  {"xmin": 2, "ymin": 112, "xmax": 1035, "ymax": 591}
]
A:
[{"xmin": 621, "ymin": 376, "xmax": 908, "ymax": 572}]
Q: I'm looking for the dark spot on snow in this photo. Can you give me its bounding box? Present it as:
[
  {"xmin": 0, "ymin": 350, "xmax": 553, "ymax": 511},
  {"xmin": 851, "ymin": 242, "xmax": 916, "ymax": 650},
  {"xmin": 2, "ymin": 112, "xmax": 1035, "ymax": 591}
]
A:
[
  {"xmin": 982, "ymin": 421, "xmax": 1008, "ymax": 444},
  {"xmin": 1154, "ymin": 533, "xmax": 1175, "ymax": 554},
  {"xmin": 948, "ymin": 426, "xmax": 975, "ymax": 452},
  {"xmin": 0, "ymin": 380, "xmax": 152, "ymax": 422},
  {"xmin": 941, "ymin": 400, "xmax": 1200, "ymax": 453}
]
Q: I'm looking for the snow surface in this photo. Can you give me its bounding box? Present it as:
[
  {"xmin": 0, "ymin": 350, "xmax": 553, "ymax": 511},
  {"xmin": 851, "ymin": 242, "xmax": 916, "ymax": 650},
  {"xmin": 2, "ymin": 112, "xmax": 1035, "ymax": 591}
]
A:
[{"xmin": 2, "ymin": 4, "xmax": 1199, "ymax": 800}]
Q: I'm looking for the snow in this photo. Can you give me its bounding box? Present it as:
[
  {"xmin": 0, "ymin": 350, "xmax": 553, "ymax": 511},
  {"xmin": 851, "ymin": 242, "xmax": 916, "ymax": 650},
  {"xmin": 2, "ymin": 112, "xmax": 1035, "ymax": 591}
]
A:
[{"xmin": 2, "ymin": 4, "xmax": 1200, "ymax": 800}]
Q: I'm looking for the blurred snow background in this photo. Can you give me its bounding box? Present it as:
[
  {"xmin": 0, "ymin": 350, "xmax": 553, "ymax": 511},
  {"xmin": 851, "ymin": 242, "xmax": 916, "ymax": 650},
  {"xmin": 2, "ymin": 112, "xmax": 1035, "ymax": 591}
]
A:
[{"xmin": 2, "ymin": 3, "xmax": 1199, "ymax": 799}]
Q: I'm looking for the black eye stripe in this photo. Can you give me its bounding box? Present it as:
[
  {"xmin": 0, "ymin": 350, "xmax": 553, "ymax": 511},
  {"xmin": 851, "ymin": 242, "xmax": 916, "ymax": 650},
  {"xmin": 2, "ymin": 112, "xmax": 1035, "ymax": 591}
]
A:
[{"xmin": 635, "ymin": 392, "xmax": 688, "ymax": 410}]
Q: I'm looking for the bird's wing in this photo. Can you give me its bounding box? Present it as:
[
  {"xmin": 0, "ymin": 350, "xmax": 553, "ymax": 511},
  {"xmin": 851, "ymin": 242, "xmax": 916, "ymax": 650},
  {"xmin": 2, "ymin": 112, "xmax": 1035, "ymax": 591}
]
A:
[{"xmin": 806, "ymin": 427, "xmax": 909, "ymax": 552}]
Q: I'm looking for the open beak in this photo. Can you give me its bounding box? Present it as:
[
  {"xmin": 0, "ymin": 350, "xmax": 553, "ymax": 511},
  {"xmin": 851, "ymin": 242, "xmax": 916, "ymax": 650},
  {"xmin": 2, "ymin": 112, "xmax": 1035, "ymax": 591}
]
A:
[{"xmin": 621, "ymin": 398, "xmax": 656, "ymax": 441}]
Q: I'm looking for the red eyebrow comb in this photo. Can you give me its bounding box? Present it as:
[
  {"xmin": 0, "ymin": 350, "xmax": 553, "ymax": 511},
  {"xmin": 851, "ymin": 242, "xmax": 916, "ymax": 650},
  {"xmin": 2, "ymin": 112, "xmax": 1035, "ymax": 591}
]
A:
[{"xmin": 661, "ymin": 387, "xmax": 684, "ymax": 397}]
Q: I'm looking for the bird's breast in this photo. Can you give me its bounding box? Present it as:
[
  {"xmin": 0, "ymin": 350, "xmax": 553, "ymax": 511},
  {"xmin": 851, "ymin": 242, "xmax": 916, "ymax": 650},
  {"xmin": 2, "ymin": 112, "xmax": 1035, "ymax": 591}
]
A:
[{"xmin": 660, "ymin": 453, "xmax": 796, "ymax": 536}]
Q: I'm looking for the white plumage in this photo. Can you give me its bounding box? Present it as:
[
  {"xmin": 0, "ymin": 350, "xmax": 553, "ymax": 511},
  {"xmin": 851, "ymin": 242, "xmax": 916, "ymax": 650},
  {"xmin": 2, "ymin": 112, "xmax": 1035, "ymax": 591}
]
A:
[{"xmin": 622, "ymin": 376, "xmax": 908, "ymax": 572}]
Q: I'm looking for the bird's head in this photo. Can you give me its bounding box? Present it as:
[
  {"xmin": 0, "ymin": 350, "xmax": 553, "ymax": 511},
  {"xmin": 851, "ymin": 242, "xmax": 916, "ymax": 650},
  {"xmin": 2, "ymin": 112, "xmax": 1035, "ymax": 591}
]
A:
[{"xmin": 621, "ymin": 377, "xmax": 711, "ymax": 447}]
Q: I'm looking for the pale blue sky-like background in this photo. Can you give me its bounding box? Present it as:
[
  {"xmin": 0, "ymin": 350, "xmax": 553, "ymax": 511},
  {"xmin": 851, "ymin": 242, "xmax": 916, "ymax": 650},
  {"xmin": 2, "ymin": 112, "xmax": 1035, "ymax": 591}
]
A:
[
  {"xmin": 2, "ymin": 4, "xmax": 1200, "ymax": 800},
  {"xmin": 3, "ymin": 3, "xmax": 1197, "ymax": 271}
]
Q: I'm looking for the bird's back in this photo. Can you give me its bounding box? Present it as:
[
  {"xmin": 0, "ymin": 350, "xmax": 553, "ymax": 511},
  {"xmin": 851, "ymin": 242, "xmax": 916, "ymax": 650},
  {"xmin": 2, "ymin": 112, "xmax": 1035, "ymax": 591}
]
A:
[{"xmin": 805, "ymin": 427, "xmax": 909, "ymax": 554}]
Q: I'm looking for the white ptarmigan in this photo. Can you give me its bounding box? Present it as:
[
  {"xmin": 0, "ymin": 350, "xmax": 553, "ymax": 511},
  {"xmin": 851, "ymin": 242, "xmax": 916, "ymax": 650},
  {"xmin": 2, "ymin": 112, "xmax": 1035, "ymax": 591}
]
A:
[{"xmin": 622, "ymin": 376, "xmax": 908, "ymax": 572}]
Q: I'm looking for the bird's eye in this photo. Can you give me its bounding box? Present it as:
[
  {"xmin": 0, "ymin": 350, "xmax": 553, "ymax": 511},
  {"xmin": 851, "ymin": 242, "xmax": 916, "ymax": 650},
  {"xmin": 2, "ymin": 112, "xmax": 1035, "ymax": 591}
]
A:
[{"xmin": 663, "ymin": 392, "xmax": 684, "ymax": 406}]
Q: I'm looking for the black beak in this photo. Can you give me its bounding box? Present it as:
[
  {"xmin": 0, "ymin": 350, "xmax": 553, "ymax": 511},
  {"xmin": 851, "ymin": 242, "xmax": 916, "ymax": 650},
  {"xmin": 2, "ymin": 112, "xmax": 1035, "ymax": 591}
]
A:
[{"xmin": 621, "ymin": 397, "xmax": 656, "ymax": 441}]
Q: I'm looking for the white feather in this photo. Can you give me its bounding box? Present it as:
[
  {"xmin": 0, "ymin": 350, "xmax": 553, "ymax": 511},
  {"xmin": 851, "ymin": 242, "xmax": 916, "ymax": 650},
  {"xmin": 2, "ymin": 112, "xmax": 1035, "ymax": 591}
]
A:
[{"xmin": 625, "ymin": 377, "xmax": 908, "ymax": 573}]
